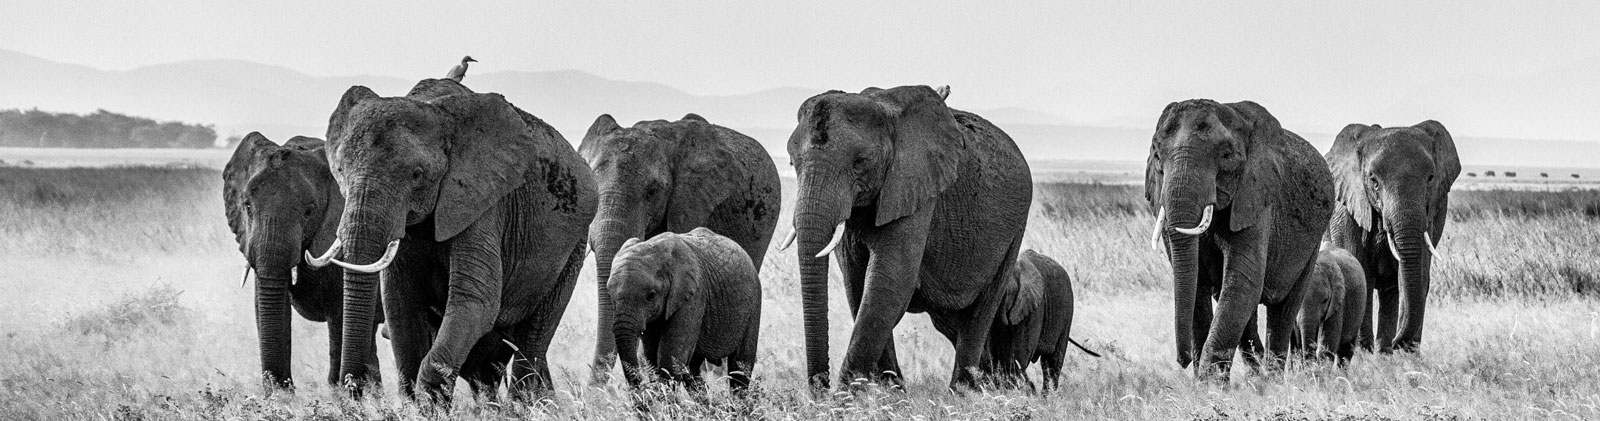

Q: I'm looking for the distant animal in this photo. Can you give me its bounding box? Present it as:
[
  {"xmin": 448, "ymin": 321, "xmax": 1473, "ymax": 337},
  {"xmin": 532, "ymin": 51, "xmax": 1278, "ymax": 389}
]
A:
[
  {"xmin": 1466, "ymin": 172, "xmax": 1477, "ymax": 177},
  {"xmin": 1540, "ymin": 172, "xmax": 1549, "ymax": 178},
  {"xmin": 1325, "ymin": 121, "xmax": 1459, "ymax": 354},
  {"xmin": 579, "ymin": 113, "xmax": 780, "ymax": 385},
  {"xmin": 984, "ymin": 250, "xmax": 1099, "ymax": 392},
  {"xmin": 316, "ymin": 78, "xmax": 597, "ymax": 402},
  {"xmin": 1145, "ymin": 99, "xmax": 1334, "ymax": 381},
  {"xmin": 1485, "ymin": 170, "xmax": 1496, "ymax": 177},
  {"xmin": 223, "ymin": 132, "xmax": 382, "ymax": 391},
  {"xmin": 1293, "ymin": 245, "xmax": 1367, "ymax": 365},
  {"xmin": 1505, "ymin": 171, "xmax": 1517, "ymax": 178},
  {"xmin": 446, "ymin": 55, "xmax": 476, "ymax": 82},
  {"xmin": 1574, "ymin": 174, "xmax": 1582, "ymax": 179},
  {"xmin": 609, "ymin": 228, "xmax": 761, "ymax": 395},
  {"xmin": 786, "ymin": 85, "xmax": 1033, "ymax": 391}
]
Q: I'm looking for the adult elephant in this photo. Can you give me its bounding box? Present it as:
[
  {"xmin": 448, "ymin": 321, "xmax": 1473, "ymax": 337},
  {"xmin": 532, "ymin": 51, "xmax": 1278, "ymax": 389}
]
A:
[
  {"xmin": 786, "ymin": 85, "xmax": 1032, "ymax": 391},
  {"xmin": 578, "ymin": 113, "xmax": 780, "ymax": 384},
  {"xmin": 1145, "ymin": 99, "xmax": 1333, "ymax": 380},
  {"xmin": 310, "ymin": 79, "xmax": 597, "ymax": 401},
  {"xmin": 223, "ymin": 132, "xmax": 380, "ymax": 391},
  {"xmin": 1324, "ymin": 121, "xmax": 1459, "ymax": 353}
]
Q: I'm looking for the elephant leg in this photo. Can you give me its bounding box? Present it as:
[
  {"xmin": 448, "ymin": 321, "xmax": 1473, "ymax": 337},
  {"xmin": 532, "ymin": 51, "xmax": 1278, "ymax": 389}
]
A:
[
  {"xmin": 507, "ymin": 241, "xmax": 586, "ymax": 399},
  {"xmin": 1358, "ymin": 287, "xmax": 1375, "ymax": 353},
  {"xmin": 1199, "ymin": 255, "xmax": 1267, "ymax": 380},
  {"xmin": 1295, "ymin": 307, "xmax": 1321, "ymax": 360},
  {"xmin": 945, "ymin": 290, "xmax": 1004, "ymax": 391},
  {"xmin": 1375, "ymin": 285, "xmax": 1399, "ymax": 354},
  {"xmin": 381, "ymin": 241, "xmax": 441, "ymax": 399},
  {"xmin": 1192, "ymin": 286, "xmax": 1214, "ymax": 366},
  {"xmin": 686, "ymin": 357, "xmax": 708, "ymax": 395},
  {"xmin": 1043, "ymin": 351, "xmax": 1065, "ymax": 392},
  {"xmin": 641, "ymin": 329, "xmax": 663, "ymax": 383},
  {"xmin": 839, "ymin": 228, "xmax": 925, "ymax": 388},
  {"xmin": 1237, "ymin": 311, "xmax": 1264, "ymax": 373},
  {"xmin": 417, "ymin": 217, "xmax": 508, "ymax": 403},
  {"xmin": 729, "ymin": 325, "xmax": 758, "ymax": 396},
  {"xmin": 1319, "ymin": 310, "xmax": 1343, "ymax": 361},
  {"xmin": 460, "ymin": 337, "xmax": 507, "ymax": 401},
  {"xmin": 326, "ymin": 316, "xmax": 344, "ymax": 386}
]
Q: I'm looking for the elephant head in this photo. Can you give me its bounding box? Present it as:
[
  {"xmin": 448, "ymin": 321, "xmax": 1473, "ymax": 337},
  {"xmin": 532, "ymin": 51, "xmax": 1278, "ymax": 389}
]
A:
[
  {"xmin": 607, "ymin": 233, "xmax": 703, "ymax": 386},
  {"xmin": 998, "ymin": 255, "xmax": 1045, "ymax": 327},
  {"xmin": 222, "ymin": 132, "xmax": 341, "ymax": 390},
  {"xmin": 786, "ymin": 85, "xmax": 963, "ymax": 384},
  {"xmin": 1327, "ymin": 121, "xmax": 1459, "ymax": 350},
  {"xmin": 1144, "ymin": 99, "xmax": 1280, "ymax": 368},
  {"xmin": 317, "ymin": 79, "xmax": 559, "ymax": 389}
]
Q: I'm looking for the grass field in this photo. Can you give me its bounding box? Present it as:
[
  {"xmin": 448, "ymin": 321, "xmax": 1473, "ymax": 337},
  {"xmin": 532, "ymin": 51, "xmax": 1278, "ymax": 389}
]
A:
[{"xmin": 0, "ymin": 166, "xmax": 1597, "ymax": 420}]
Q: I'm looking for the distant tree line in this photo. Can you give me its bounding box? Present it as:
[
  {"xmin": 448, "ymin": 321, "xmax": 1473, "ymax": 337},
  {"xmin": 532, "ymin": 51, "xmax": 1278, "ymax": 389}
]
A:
[{"xmin": 0, "ymin": 108, "xmax": 216, "ymax": 148}]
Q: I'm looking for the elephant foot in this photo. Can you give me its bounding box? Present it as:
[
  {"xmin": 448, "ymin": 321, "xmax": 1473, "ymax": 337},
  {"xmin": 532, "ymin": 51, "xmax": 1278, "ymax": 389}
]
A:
[{"xmin": 414, "ymin": 363, "xmax": 458, "ymax": 406}]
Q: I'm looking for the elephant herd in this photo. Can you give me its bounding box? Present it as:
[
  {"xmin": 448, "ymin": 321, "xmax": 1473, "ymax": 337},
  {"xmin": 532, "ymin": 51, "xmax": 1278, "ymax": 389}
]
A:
[{"xmin": 222, "ymin": 78, "xmax": 1459, "ymax": 404}]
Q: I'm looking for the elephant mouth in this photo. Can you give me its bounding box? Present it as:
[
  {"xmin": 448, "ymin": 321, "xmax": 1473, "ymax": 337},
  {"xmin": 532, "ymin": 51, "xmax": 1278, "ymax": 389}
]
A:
[
  {"xmin": 302, "ymin": 239, "xmax": 400, "ymax": 273},
  {"xmin": 777, "ymin": 222, "xmax": 845, "ymax": 258}
]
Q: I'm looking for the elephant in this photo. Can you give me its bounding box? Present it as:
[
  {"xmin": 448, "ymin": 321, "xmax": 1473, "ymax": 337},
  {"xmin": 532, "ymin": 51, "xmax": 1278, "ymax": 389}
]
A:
[
  {"xmin": 578, "ymin": 113, "xmax": 780, "ymax": 384},
  {"xmin": 1324, "ymin": 121, "xmax": 1459, "ymax": 353},
  {"xmin": 608, "ymin": 228, "xmax": 761, "ymax": 395},
  {"xmin": 1292, "ymin": 244, "xmax": 1367, "ymax": 364},
  {"xmin": 785, "ymin": 85, "xmax": 1033, "ymax": 391},
  {"xmin": 983, "ymin": 249, "xmax": 1099, "ymax": 392},
  {"xmin": 1144, "ymin": 99, "xmax": 1334, "ymax": 380},
  {"xmin": 223, "ymin": 132, "xmax": 381, "ymax": 391},
  {"xmin": 311, "ymin": 78, "xmax": 597, "ymax": 401}
]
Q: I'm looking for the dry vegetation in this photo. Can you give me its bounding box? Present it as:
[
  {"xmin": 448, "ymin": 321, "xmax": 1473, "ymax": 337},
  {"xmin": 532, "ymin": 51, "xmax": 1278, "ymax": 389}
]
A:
[{"xmin": 1, "ymin": 167, "xmax": 1597, "ymax": 420}]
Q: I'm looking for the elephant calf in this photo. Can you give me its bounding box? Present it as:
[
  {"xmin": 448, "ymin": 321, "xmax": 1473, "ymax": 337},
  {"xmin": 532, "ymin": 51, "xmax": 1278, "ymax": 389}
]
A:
[
  {"xmin": 1294, "ymin": 244, "xmax": 1368, "ymax": 364},
  {"xmin": 609, "ymin": 228, "xmax": 761, "ymax": 394},
  {"xmin": 985, "ymin": 250, "xmax": 1099, "ymax": 391}
]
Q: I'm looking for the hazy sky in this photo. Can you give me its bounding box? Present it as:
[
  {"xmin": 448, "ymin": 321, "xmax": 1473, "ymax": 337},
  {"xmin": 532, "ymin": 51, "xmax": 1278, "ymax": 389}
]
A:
[{"xmin": 5, "ymin": 1, "xmax": 1600, "ymax": 138}]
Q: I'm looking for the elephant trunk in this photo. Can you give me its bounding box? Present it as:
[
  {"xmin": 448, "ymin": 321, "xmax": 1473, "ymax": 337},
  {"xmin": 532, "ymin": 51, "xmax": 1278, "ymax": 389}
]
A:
[
  {"xmin": 333, "ymin": 185, "xmax": 402, "ymax": 394},
  {"xmin": 589, "ymin": 194, "xmax": 639, "ymax": 384},
  {"xmin": 1389, "ymin": 215, "xmax": 1433, "ymax": 352},
  {"xmin": 793, "ymin": 169, "xmax": 852, "ymax": 390},
  {"xmin": 248, "ymin": 216, "xmax": 300, "ymax": 391},
  {"xmin": 613, "ymin": 317, "xmax": 645, "ymax": 387},
  {"xmin": 1160, "ymin": 158, "xmax": 1216, "ymax": 370}
]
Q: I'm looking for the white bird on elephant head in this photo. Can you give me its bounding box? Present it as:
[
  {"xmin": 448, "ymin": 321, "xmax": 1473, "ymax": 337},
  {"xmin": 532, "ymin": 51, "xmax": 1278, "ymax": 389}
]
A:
[{"xmin": 446, "ymin": 56, "xmax": 477, "ymax": 82}]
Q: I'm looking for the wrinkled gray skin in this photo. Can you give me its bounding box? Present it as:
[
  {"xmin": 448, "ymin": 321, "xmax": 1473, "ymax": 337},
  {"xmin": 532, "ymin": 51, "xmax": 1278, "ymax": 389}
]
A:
[
  {"xmin": 788, "ymin": 85, "xmax": 1032, "ymax": 391},
  {"xmin": 984, "ymin": 249, "xmax": 1097, "ymax": 392},
  {"xmin": 609, "ymin": 228, "xmax": 761, "ymax": 395},
  {"xmin": 1324, "ymin": 121, "xmax": 1459, "ymax": 354},
  {"xmin": 1145, "ymin": 100, "xmax": 1334, "ymax": 381},
  {"xmin": 578, "ymin": 113, "xmax": 779, "ymax": 385},
  {"xmin": 1293, "ymin": 245, "xmax": 1368, "ymax": 365},
  {"xmin": 224, "ymin": 133, "xmax": 381, "ymax": 391},
  {"xmin": 322, "ymin": 79, "xmax": 597, "ymax": 402}
]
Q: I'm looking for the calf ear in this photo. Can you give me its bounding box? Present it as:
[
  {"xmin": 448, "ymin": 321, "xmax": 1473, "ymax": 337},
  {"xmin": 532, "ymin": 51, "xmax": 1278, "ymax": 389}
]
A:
[
  {"xmin": 1327, "ymin": 124, "xmax": 1375, "ymax": 232},
  {"xmin": 428, "ymin": 93, "xmax": 551, "ymax": 241},
  {"xmin": 1001, "ymin": 257, "xmax": 1044, "ymax": 325},
  {"xmin": 663, "ymin": 237, "xmax": 703, "ymax": 320},
  {"xmin": 223, "ymin": 132, "xmax": 278, "ymax": 254}
]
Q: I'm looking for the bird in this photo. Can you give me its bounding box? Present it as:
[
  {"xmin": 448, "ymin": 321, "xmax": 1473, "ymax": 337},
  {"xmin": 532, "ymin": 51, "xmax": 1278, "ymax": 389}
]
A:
[{"xmin": 446, "ymin": 56, "xmax": 477, "ymax": 82}]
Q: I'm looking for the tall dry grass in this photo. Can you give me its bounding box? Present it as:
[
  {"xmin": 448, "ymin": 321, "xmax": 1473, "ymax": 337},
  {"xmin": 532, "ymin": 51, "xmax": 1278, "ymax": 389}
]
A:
[{"xmin": 1, "ymin": 167, "xmax": 1597, "ymax": 419}]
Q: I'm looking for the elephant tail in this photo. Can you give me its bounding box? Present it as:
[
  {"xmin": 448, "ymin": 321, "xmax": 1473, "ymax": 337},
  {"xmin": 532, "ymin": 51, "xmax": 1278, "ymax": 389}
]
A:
[{"xmin": 1068, "ymin": 337, "xmax": 1103, "ymax": 358}]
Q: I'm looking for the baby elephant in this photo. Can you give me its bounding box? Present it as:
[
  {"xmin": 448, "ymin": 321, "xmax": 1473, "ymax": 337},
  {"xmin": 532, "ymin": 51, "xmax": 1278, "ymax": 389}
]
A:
[
  {"xmin": 986, "ymin": 249, "xmax": 1099, "ymax": 391},
  {"xmin": 1295, "ymin": 244, "xmax": 1368, "ymax": 364},
  {"xmin": 609, "ymin": 228, "xmax": 761, "ymax": 394}
]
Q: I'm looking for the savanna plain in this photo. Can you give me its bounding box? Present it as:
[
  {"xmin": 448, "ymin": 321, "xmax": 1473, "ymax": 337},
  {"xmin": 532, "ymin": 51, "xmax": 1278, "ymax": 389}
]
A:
[{"xmin": 1, "ymin": 166, "xmax": 1598, "ymax": 420}]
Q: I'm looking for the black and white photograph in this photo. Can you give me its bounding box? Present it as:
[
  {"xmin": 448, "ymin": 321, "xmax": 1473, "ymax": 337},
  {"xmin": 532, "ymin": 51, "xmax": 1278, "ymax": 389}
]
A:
[{"xmin": 1, "ymin": 1, "xmax": 1597, "ymax": 419}]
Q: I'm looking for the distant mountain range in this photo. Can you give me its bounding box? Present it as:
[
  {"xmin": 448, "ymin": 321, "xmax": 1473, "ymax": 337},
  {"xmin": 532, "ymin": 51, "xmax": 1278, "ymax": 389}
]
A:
[{"xmin": 0, "ymin": 49, "xmax": 1593, "ymax": 168}]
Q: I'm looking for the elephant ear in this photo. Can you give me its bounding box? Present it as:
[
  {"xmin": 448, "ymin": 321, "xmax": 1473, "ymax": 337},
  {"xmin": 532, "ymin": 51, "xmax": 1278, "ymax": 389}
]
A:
[
  {"xmin": 1145, "ymin": 102, "xmax": 1181, "ymax": 214},
  {"xmin": 1001, "ymin": 257, "xmax": 1044, "ymax": 325},
  {"xmin": 429, "ymin": 93, "xmax": 546, "ymax": 241},
  {"xmin": 579, "ymin": 114, "xmax": 621, "ymax": 160},
  {"xmin": 1327, "ymin": 123, "xmax": 1375, "ymax": 232},
  {"xmin": 327, "ymin": 86, "xmax": 380, "ymax": 143},
  {"xmin": 663, "ymin": 236, "xmax": 703, "ymax": 320},
  {"xmin": 1414, "ymin": 120, "xmax": 1460, "ymax": 243},
  {"xmin": 223, "ymin": 132, "xmax": 278, "ymax": 253},
  {"xmin": 1220, "ymin": 101, "xmax": 1282, "ymax": 232},
  {"xmin": 871, "ymin": 86, "xmax": 965, "ymax": 226}
]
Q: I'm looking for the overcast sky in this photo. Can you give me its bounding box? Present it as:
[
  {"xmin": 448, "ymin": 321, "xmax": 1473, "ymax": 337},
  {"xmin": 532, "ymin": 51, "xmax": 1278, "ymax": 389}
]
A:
[{"xmin": 5, "ymin": 1, "xmax": 1600, "ymax": 139}]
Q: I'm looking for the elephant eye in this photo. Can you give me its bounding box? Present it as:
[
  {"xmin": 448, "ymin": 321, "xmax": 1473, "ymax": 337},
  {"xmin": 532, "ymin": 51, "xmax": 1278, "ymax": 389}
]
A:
[
  {"xmin": 244, "ymin": 201, "xmax": 253, "ymax": 212},
  {"xmin": 410, "ymin": 166, "xmax": 424, "ymax": 180},
  {"xmin": 645, "ymin": 290, "xmax": 657, "ymax": 300}
]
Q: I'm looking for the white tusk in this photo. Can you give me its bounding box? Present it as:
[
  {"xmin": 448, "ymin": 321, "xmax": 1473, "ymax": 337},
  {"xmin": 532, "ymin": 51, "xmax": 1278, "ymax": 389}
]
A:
[
  {"xmin": 777, "ymin": 229, "xmax": 797, "ymax": 251},
  {"xmin": 1386, "ymin": 232, "xmax": 1402, "ymax": 261},
  {"xmin": 1423, "ymin": 231, "xmax": 1440, "ymax": 257},
  {"xmin": 329, "ymin": 240, "xmax": 401, "ymax": 274},
  {"xmin": 1173, "ymin": 205, "xmax": 1213, "ymax": 235},
  {"xmin": 815, "ymin": 222, "xmax": 846, "ymax": 258},
  {"xmin": 1150, "ymin": 208, "xmax": 1166, "ymax": 252},
  {"xmin": 240, "ymin": 265, "xmax": 252, "ymax": 288},
  {"xmin": 304, "ymin": 238, "xmax": 342, "ymax": 269}
]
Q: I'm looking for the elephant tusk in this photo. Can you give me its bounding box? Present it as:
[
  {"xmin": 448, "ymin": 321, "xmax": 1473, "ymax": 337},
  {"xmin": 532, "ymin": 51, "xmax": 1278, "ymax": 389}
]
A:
[
  {"xmin": 1173, "ymin": 205, "xmax": 1213, "ymax": 235},
  {"xmin": 239, "ymin": 265, "xmax": 252, "ymax": 288},
  {"xmin": 1150, "ymin": 208, "xmax": 1166, "ymax": 252},
  {"xmin": 777, "ymin": 229, "xmax": 797, "ymax": 251},
  {"xmin": 329, "ymin": 240, "xmax": 401, "ymax": 274},
  {"xmin": 304, "ymin": 238, "xmax": 342, "ymax": 269},
  {"xmin": 815, "ymin": 222, "xmax": 846, "ymax": 258},
  {"xmin": 1385, "ymin": 232, "xmax": 1402, "ymax": 261},
  {"xmin": 1424, "ymin": 231, "xmax": 1440, "ymax": 257}
]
